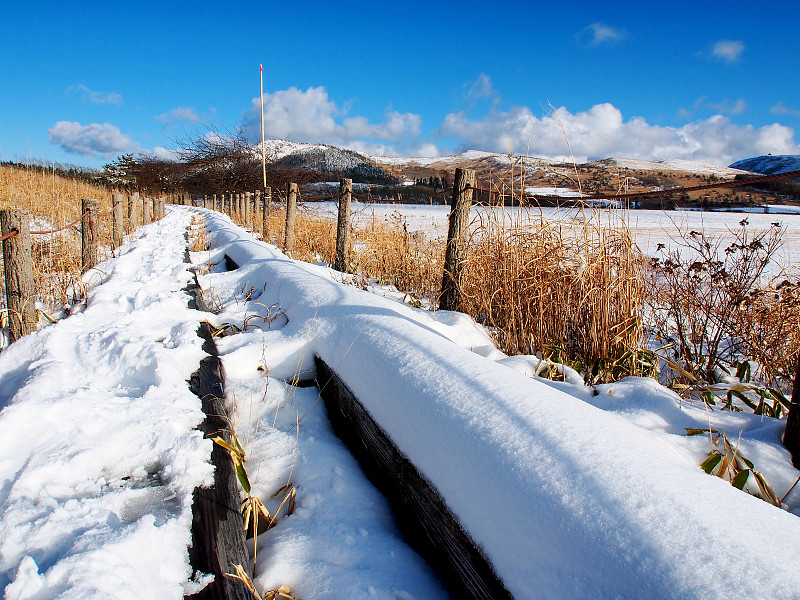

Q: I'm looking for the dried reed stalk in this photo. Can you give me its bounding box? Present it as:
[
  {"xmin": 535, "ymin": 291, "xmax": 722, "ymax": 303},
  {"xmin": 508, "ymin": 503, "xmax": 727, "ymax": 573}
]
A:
[{"xmin": 0, "ymin": 165, "xmax": 115, "ymax": 317}]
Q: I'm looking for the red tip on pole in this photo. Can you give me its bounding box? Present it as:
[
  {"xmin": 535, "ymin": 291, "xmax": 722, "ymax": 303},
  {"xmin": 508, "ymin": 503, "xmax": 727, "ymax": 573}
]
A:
[{"xmin": 260, "ymin": 64, "xmax": 263, "ymax": 71}]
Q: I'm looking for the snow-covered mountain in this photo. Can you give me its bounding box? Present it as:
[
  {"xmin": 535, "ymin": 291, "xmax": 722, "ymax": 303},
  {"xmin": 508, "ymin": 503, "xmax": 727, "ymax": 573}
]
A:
[
  {"xmin": 730, "ymin": 155, "xmax": 800, "ymax": 175},
  {"xmin": 601, "ymin": 157, "xmax": 749, "ymax": 177},
  {"xmin": 259, "ymin": 139, "xmax": 393, "ymax": 182}
]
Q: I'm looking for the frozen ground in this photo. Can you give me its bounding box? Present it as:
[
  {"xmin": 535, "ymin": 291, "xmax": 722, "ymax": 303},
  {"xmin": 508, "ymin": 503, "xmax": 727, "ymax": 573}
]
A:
[{"xmin": 1, "ymin": 206, "xmax": 799, "ymax": 599}]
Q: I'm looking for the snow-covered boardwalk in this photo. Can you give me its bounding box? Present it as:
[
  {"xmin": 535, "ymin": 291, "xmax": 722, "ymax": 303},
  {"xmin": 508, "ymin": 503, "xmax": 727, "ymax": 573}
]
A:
[
  {"xmin": 206, "ymin": 210, "xmax": 800, "ymax": 600},
  {"xmin": 1, "ymin": 206, "xmax": 799, "ymax": 599},
  {"xmin": 0, "ymin": 210, "xmax": 213, "ymax": 597}
]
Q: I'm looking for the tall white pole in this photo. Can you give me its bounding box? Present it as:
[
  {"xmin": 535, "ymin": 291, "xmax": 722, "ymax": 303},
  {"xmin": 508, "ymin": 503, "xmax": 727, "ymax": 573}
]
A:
[{"xmin": 260, "ymin": 64, "xmax": 267, "ymax": 189}]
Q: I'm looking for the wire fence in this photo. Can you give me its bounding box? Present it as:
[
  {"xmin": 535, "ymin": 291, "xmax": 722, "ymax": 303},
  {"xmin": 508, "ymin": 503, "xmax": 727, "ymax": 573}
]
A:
[{"xmin": 1, "ymin": 193, "xmax": 158, "ymax": 344}]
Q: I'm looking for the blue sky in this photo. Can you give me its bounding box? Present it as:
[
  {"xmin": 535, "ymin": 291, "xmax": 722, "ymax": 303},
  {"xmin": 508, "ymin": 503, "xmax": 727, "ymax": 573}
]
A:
[{"xmin": 2, "ymin": 0, "xmax": 799, "ymax": 168}]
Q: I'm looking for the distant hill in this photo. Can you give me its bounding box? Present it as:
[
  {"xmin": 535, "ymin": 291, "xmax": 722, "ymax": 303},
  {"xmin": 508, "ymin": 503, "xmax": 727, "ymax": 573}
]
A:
[
  {"xmin": 261, "ymin": 140, "xmax": 394, "ymax": 183},
  {"xmin": 729, "ymin": 155, "xmax": 800, "ymax": 175}
]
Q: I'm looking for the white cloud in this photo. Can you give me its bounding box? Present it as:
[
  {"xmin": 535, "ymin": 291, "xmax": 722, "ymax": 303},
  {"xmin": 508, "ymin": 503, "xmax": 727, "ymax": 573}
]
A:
[
  {"xmin": 712, "ymin": 40, "xmax": 745, "ymax": 62},
  {"xmin": 679, "ymin": 96, "xmax": 747, "ymax": 119},
  {"xmin": 436, "ymin": 103, "xmax": 800, "ymax": 165},
  {"xmin": 578, "ymin": 23, "xmax": 628, "ymax": 46},
  {"xmin": 771, "ymin": 102, "xmax": 800, "ymax": 117},
  {"xmin": 66, "ymin": 84, "xmax": 123, "ymax": 105},
  {"xmin": 157, "ymin": 107, "xmax": 200, "ymax": 124},
  {"xmin": 150, "ymin": 146, "xmax": 181, "ymax": 161},
  {"xmin": 703, "ymin": 97, "xmax": 747, "ymax": 115},
  {"xmin": 241, "ymin": 86, "xmax": 424, "ymax": 156},
  {"xmin": 240, "ymin": 84, "xmax": 799, "ymax": 165},
  {"xmin": 466, "ymin": 74, "xmax": 498, "ymax": 101},
  {"xmin": 48, "ymin": 121, "xmax": 140, "ymax": 158}
]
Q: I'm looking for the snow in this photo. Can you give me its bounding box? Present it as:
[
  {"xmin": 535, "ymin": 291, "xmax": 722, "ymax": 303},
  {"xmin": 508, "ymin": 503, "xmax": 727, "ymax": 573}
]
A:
[
  {"xmin": 730, "ymin": 155, "xmax": 800, "ymax": 175},
  {"xmin": 303, "ymin": 201, "xmax": 800, "ymax": 274},
  {"xmin": 370, "ymin": 150, "xmax": 499, "ymax": 167},
  {"xmin": 258, "ymin": 139, "xmax": 333, "ymax": 161},
  {"xmin": 0, "ymin": 210, "xmax": 214, "ymax": 598},
  {"xmin": 603, "ymin": 157, "xmax": 750, "ymax": 176},
  {"xmin": 523, "ymin": 186, "xmax": 582, "ymax": 197},
  {"xmin": 1, "ymin": 205, "xmax": 800, "ymax": 599}
]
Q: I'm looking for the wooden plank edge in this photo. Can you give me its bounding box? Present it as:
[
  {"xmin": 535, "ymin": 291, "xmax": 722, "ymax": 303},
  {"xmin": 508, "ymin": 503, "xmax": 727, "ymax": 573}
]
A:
[
  {"xmin": 314, "ymin": 356, "xmax": 513, "ymax": 600},
  {"xmin": 185, "ymin": 295, "xmax": 253, "ymax": 599}
]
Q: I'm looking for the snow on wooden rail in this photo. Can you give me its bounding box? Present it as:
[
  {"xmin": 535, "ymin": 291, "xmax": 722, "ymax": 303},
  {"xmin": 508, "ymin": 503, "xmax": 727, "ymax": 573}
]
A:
[
  {"xmin": 315, "ymin": 356, "xmax": 511, "ymax": 600},
  {"xmin": 203, "ymin": 207, "xmax": 800, "ymax": 600}
]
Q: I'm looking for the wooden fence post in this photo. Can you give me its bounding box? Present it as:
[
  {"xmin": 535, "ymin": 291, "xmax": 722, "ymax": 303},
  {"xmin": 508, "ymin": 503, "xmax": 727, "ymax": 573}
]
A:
[
  {"xmin": 284, "ymin": 183, "xmax": 298, "ymax": 252},
  {"xmin": 142, "ymin": 196, "xmax": 151, "ymax": 225},
  {"xmin": 439, "ymin": 168, "xmax": 475, "ymax": 312},
  {"xmin": 783, "ymin": 357, "xmax": 800, "ymax": 468},
  {"xmin": 203, "ymin": 194, "xmax": 208, "ymax": 209},
  {"xmin": 112, "ymin": 193, "xmax": 124, "ymax": 250},
  {"xmin": 1, "ymin": 210, "xmax": 37, "ymax": 341},
  {"xmin": 81, "ymin": 198, "xmax": 98, "ymax": 272},
  {"xmin": 262, "ymin": 186, "xmax": 271, "ymax": 243},
  {"xmin": 244, "ymin": 192, "xmax": 250, "ymax": 226},
  {"xmin": 128, "ymin": 192, "xmax": 140, "ymax": 231},
  {"xmin": 334, "ymin": 178, "xmax": 352, "ymax": 272},
  {"xmin": 255, "ymin": 190, "xmax": 261, "ymax": 235}
]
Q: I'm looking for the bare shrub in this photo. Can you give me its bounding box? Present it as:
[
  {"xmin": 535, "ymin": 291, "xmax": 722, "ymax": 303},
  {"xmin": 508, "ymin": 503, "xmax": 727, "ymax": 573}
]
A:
[{"xmin": 646, "ymin": 220, "xmax": 786, "ymax": 384}]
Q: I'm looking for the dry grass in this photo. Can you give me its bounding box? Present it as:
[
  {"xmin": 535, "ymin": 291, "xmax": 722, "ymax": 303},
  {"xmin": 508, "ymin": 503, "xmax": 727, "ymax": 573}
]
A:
[
  {"xmin": 0, "ymin": 164, "xmax": 115, "ymax": 316},
  {"xmin": 145, "ymin": 186, "xmax": 800, "ymax": 392},
  {"xmin": 460, "ymin": 206, "xmax": 646, "ymax": 377}
]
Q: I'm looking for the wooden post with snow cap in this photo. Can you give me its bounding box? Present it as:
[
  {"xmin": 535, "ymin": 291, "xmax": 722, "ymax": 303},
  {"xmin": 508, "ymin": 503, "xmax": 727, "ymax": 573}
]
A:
[
  {"xmin": 111, "ymin": 193, "xmax": 124, "ymax": 250},
  {"xmin": 1, "ymin": 209, "xmax": 37, "ymax": 341},
  {"xmin": 81, "ymin": 198, "xmax": 98, "ymax": 273},
  {"xmin": 262, "ymin": 186, "xmax": 271, "ymax": 242},
  {"xmin": 284, "ymin": 183, "xmax": 298, "ymax": 252},
  {"xmin": 439, "ymin": 168, "xmax": 475, "ymax": 312},
  {"xmin": 334, "ymin": 178, "xmax": 352, "ymax": 272}
]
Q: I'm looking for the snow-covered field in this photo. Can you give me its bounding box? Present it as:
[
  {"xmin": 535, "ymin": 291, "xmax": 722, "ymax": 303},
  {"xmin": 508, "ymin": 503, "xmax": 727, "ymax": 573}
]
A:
[
  {"xmin": 303, "ymin": 201, "xmax": 800, "ymax": 275},
  {"xmin": 1, "ymin": 206, "xmax": 800, "ymax": 599}
]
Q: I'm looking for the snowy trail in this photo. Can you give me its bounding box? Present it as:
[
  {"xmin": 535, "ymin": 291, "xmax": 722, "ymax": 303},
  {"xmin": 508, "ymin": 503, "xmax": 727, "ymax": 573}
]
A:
[
  {"xmin": 0, "ymin": 209, "xmax": 213, "ymax": 599},
  {"xmin": 1, "ymin": 205, "xmax": 799, "ymax": 599}
]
